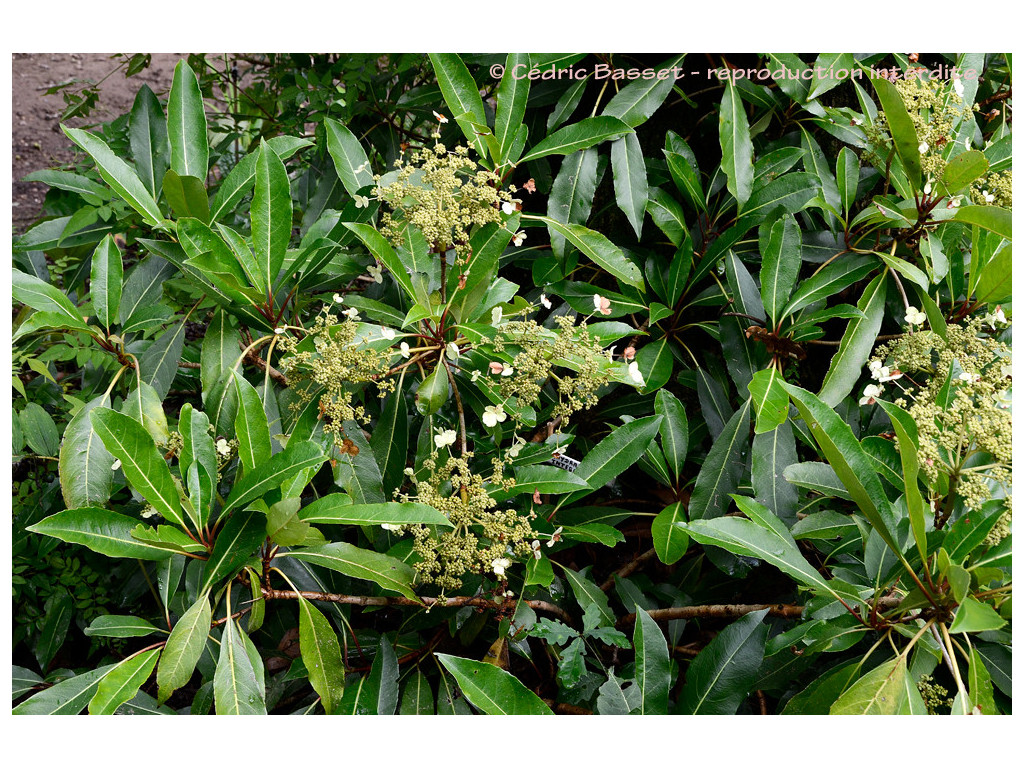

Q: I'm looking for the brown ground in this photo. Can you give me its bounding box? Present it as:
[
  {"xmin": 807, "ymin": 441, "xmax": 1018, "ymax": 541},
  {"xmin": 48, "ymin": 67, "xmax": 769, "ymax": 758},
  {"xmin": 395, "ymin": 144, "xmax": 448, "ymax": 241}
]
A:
[{"xmin": 11, "ymin": 53, "xmax": 184, "ymax": 233}]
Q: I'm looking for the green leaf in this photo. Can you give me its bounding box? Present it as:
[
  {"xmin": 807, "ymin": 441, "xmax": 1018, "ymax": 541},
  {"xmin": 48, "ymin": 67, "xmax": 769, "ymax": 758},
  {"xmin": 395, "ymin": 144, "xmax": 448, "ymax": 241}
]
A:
[
  {"xmin": 27, "ymin": 508, "xmax": 173, "ymax": 560},
  {"xmin": 871, "ymin": 77, "xmax": 922, "ymax": 192},
  {"xmin": 528, "ymin": 214, "xmax": 643, "ymax": 289},
  {"xmin": 428, "ymin": 53, "xmax": 489, "ymax": 156},
  {"xmin": 688, "ymin": 399, "xmax": 751, "ymax": 519},
  {"xmin": 208, "ymin": 136, "xmax": 312, "ymax": 222},
  {"xmin": 232, "ymin": 370, "xmax": 272, "ymax": 473},
  {"xmin": 562, "ymin": 565, "xmax": 615, "ymax": 627},
  {"xmin": 435, "ymin": 654, "xmax": 552, "ymax": 715},
  {"xmin": 324, "ymin": 117, "xmax": 374, "ymax": 196},
  {"xmin": 299, "ymin": 498, "xmax": 451, "ymax": 527},
  {"xmin": 875, "ymin": 399, "xmax": 928, "ymax": 566},
  {"xmin": 139, "ymin": 318, "xmax": 187, "ymax": 401},
  {"xmin": 157, "ymin": 592, "xmax": 212, "ymax": 703},
  {"xmin": 85, "ymin": 615, "xmax": 161, "ymax": 639},
  {"xmin": 167, "ymin": 60, "xmax": 208, "ymax": 180},
  {"xmin": 214, "ymin": 618, "xmax": 266, "ymax": 715},
  {"xmin": 22, "ymin": 169, "xmax": 110, "ymax": 201},
  {"xmin": 632, "ymin": 607, "xmax": 670, "ymax": 714},
  {"xmin": 221, "ymin": 440, "xmax": 325, "ymax": 516},
  {"xmin": 509, "ymin": 464, "xmax": 592, "ymax": 496},
  {"xmin": 759, "ymin": 214, "xmax": 801, "ymax": 328},
  {"xmin": 818, "ymin": 274, "xmax": 886, "ymax": 407},
  {"xmin": 36, "ymin": 588, "xmax": 73, "ymax": 670},
  {"xmin": 967, "ymin": 646, "xmax": 996, "ymax": 714},
  {"xmin": 646, "ymin": 186, "xmax": 688, "ymax": 247},
  {"xmin": 297, "ymin": 595, "xmax": 346, "ymax": 714},
  {"xmin": 12, "ymin": 269, "xmax": 86, "ymax": 326},
  {"xmin": 519, "ymin": 116, "xmax": 633, "ymax": 165},
  {"xmin": 571, "ymin": 415, "xmax": 662, "ymax": 495},
  {"xmin": 680, "ymin": 609, "xmax": 769, "ymax": 714},
  {"xmin": 752, "ymin": 421, "xmax": 799, "ymax": 527},
  {"xmin": 974, "ymin": 243, "xmax": 1012, "ymax": 304},
  {"xmin": 782, "ymin": 383, "xmax": 899, "ymax": 551},
  {"xmin": 799, "ymin": 126, "xmax": 842, "ymax": 213},
  {"xmin": 720, "ymin": 81, "xmax": 754, "ymax": 208},
  {"xmin": 201, "ymin": 508, "xmax": 267, "ymax": 593},
  {"xmin": 654, "ymin": 390, "xmax": 688, "ymax": 483},
  {"xmin": 652, "ymin": 503, "xmax": 689, "ymax": 565},
  {"xmin": 415, "ymin": 364, "xmax": 449, "ymax": 416},
  {"xmin": 748, "ymin": 368, "xmax": 789, "ymax": 435},
  {"xmin": 252, "ymin": 140, "xmax": 292, "ymax": 290},
  {"xmin": 942, "ymin": 150, "xmax": 989, "ymax": 193},
  {"xmin": 742, "ymin": 172, "xmax": 821, "ymax": 223},
  {"xmin": 89, "ymin": 648, "xmax": 160, "ymax": 715},
  {"xmin": 344, "ymin": 222, "xmax": 415, "ymax": 303},
  {"xmin": 400, "ymin": 671, "xmax": 435, "ymax": 715},
  {"xmin": 830, "ymin": 657, "xmax": 907, "ymax": 714},
  {"xmin": 836, "ymin": 146, "xmax": 860, "ymax": 219},
  {"xmin": 129, "ymin": 84, "xmax": 169, "ymax": 200},
  {"xmin": 780, "ymin": 255, "xmax": 876, "ymax": 318},
  {"xmin": 545, "ymin": 148, "xmax": 598, "ymax": 261},
  {"xmin": 90, "ymin": 407, "xmax": 184, "ymax": 528},
  {"xmin": 338, "ymin": 637, "xmax": 399, "ymax": 714},
  {"xmin": 21, "ymin": 401, "xmax": 60, "ymax": 456},
  {"xmin": 602, "ymin": 55, "xmax": 682, "ymax": 127},
  {"xmin": 369, "ymin": 386, "xmax": 409, "ymax": 497},
  {"xmin": 13, "ymin": 664, "xmax": 116, "ymax": 715},
  {"xmin": 949, "ymin": 597, "xmax": 1007, "ymax": 634},
  {"xmin": 953, "ymin": 205, "xmax": 1011, "ymax": 241},
  {"xmin": 286, "ymin": 542, "xmax": 419, "ymax": 600},
  {"xmin": 89, "ymin": 235, "xmax": 122, "ymax": 329},
  {"xmin": 494, "ymin": 53, "xmax": 530, "ymax": 165},
  {"xmin": 62, "ymin": 126, "xmax": 165, "ymax": 228},
  {"xmin": 610, "ymin": 133, "xmax": 648, "ymax": 238}
]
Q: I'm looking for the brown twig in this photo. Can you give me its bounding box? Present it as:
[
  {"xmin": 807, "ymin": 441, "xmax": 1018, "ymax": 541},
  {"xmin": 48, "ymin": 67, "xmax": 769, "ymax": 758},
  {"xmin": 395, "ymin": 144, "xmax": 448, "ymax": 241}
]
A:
[
  {"xmin": 262, "ymin": 587, "xmax": 573, "ymax": 624},
  {"xmin": 600, "ymin": 548, "xmax": 658, "ymax": 591},
  {"xmin": 178, "ymin": 360, "xmax": 202, "ymax": 369},
  {"xmin": 619, "ymin": 595, "xmax": 904, "ymax": 627},
  {"xmin": 240, "ymin": 341, "xmax": 288, "ymax": 386}
]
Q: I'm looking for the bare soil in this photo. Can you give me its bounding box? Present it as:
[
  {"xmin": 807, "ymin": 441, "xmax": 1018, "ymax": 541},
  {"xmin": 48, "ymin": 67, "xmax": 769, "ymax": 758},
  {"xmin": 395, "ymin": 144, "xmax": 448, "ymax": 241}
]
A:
[{"xmin": 11, "ymin": 53, "xmax": 183, "ymax": 233}]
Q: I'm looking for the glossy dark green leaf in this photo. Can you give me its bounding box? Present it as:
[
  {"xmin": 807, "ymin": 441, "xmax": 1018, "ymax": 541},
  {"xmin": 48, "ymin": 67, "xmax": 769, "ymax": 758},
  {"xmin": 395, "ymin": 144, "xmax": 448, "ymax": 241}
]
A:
[
  {"xmin": 610, "ymin": 132, "xmax": 647, "ymax": 238},
  {"xmin": 344, "ymin": 222, "xmax": 415, "ymax": 303},
  {"xmin": 324, "ymin": 117, "xmax": 374, "ymax": 196},
  {"xmin": 232, "ymin": 370, "xmax": 272, "ymax": 473},
  {"xmin": 369, "ymin": 385, "xmax": 409, "ymax": 497},
  {"xmin": 632, "ymin": 607, "xmax": 670, "ymax": 714},
  {"xmin": 62, "ymin": 126, "xmax": 165, "ymax": 228},
  {"xmin": 654, "ymin": 389, "xmax": 688, "ymax": 483},
  {"xmin": 752, "ymin": 421, "xmax": 798, "ymax": 527},
  {"xmin": 759, "ymin": 214, "xmax": 801, "ymax": 328},
  {"xmin": 428, "ymin": 54, "xmax": 489, "ymax": 159},
  {"xmin": 836, "ymin": 146, "xmax": 859, "ymax": 218},
  {"xmin": 89, "ymin": 648, "xmax": 160, "ymax": 715},
  {"xmin": 949, "ymin": 597, "xmax": 1007, "ymax": 634},
  {"xmin": 529, "ymin": 214, "xmax": 643, "ymax": 289},
  {"xmin": 58, "ymin": 393, "xmax": 114, "ymax": 509},
  {"xmin": 720, "ymin": 81, "xmax": 754, "ymax": 207},
  {"xmin": 201, "ymin": 508, "xmax": 267, "ymax": 593},
  {"xmin": 830, "ymin": 657, "xmax": 907, "ymax": 714},
  {"xmin": 167, "ymin": 60, "xmax": 208, "ymax": 181},
  {"xmin": 871, "ymin": 77, "xmax": 922, "ymax": 192},
  {"xmin": 741, "ymin": 172, "xmax": 820, "ymax": 223},
  {"xmin": 680, "ymin": 609, "xmax": 769, "ymax": 714},
  {"xmin": 297, "ymin": 594, "xmax": 346, "ymax": 714},
  {"xmin": 942, "ymin": 149, "xmax": 989, "ymax": 193},
  {"xmin": 799, "ymin": 126, "xmax": 842, "ymax": 213},
  {"xmin": 415, "ymin": 364, "xmax": 449, "ymax": 416},
  {"xmin": 12, "ymin": 269, "xmax": 85, "ymax": 325},
  {"xmin": 646, "ymin": 186, "xmax": 688, "ymax": 247},
  {"xmin": 652, "ymin": 503, "xmax": 689, "ymax": 565},
  {"xmin": 562, "ymin": 565, "xmax": 615, "ymax": 627},
  {"xmin": 602, "ymin": 55, "xmax": 682, "ymax": 127},
  {"xmin": 875, "ymin": 399, "xmax": 927, "ymax": 565},
  {"xmin": 818, "ymin": 274, "xmax": 885, "ymax": 407},
  {"xmin": 286, "ymin": 542, "xmax": 418, "ymax": 600},
  {"xmin": 157, "ymin": 592, "xmax": 212, "ymax": 703},
  {"xmin": 208, "ymin": 136, "xmax": 312, "ymax": 222},
  {"xmin": 214, "ymin": 618, "xmax": 266, "ymax": 715},
  {"xmin": 89, "ymin": 235, "xmax": 122, "ymax": 329},
  {"xmin": 571, "ymin": 415, "xmax": 662, "ymax": 496},
  {"xmin": 20, "ymin": 402, "xmax": 60, "ymax": 457},
  {"xmin": 688, "ymin": 399, "xmax": 751, "ymax": 520},
  {"xmin": 519, "ymin": 116, "xmax": 632, "ymax": 165},
  {"xmin": 221, "ymin": 440, "xmax": 325, "ymax": 516},
  {"xmin": 129, "ymin": 84, "xmax": 169, "ymax": 199},
  {"xmin": 252, "ymin": 141, "xmax": 292, "ymax": 291},
  {"xmin": 85, "ymin": 614, "xmax": 161, "ymax": 639},
  {"xmin": 953, "ymin": 205, "xmax": 1011, "ymax": 241},
  {"xmin": 90, "ymin": 407, "xmax": 184, "ymax": 527},
  {"xmin": 36, "ymin": 588, "xmax": 73, "ymax": 670},
  {"xmin": 508, "ymin": 464, "xmax": 591, "ymax": 496},
  {"xmin": 139, "ymin": 318, "xmax": 187, "ymax": 401},
  {"xmin": 748, "ymin": 368, "xmax": 789, "ymax": 435},
  {"xmin": 495, "ymin": 53, "xmax": 530, "ymax": 165},
  {"xmin": 27, "ymin": 507, "xmax": 173, "ymax": 560},
  {"xmin": 546, "ymin": 148, "xmax": 598, "ymax": 261},
  {"xmin": 436, "ymin": 654, "xmax": 552, "ymax": 715},
  {"xmin": 12, "ymin": 664, "xmax": 116, "ymax": 715},
  {"xmin": 974, "ymin": 243, "xmax": 1012, "ymax": 304},
  {"xmin": 299, "ymin": 498, "xmax": 451, "ymax": 527},
  {"xmin": 338, "ymin": 636, "xmax": 399, "ymax": 714},
  {"xmin": 399, "ymin": 671, "xmax": 435, "ymax": 715}
]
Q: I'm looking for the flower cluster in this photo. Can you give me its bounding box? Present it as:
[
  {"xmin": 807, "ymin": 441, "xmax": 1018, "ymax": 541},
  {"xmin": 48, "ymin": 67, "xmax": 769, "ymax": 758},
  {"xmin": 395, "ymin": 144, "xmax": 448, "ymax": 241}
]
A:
[
  {"xmin": 969, "ymin": 169, "xmax": 1012, "ymax": 209},
  {"xmin": 374, "ymin": 140, "xmax": 516, "ymax": 261},
  {"xmin": 869, "ymin": 318, "xmax": 1012, "ymax": 513},
  {"xmin": 396, "ymin": 455, "xmax": 533, "ymax": 592},
  {"xmin": 278, "ymin": 312, "xmax": 394, "ymax": 443}
]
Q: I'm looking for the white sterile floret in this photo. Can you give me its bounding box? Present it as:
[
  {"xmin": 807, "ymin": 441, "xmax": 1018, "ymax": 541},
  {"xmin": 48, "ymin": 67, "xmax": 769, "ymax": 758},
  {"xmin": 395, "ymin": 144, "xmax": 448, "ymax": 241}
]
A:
[
  {"xmin": 381, "ymin": 327, "xmax": 396, "ymax": 340},
  {"xmin": 367, "ymin": 264, "xmax": 383, "ymax": 283},
  {"xmin": 446, "ymin": 342, "xmax": 460, "ymax": 361},
  {"xmin": 512, "ymin": 230, "xmax": 527, "ymax": 247},
  {"xmin": 593, "ymin": 294, "xmax": 612, "ymax": 315},
  {"xmin": 628, "ymin": 361, "xmax": 645, "ymax": 385},
  {"xmin": 904, "ymin": 306, "xmax": 927, "ymax": 326},
  {"xmin": 434, "ymin": 429, "xmax": 457, "ymax": 449},
  {"xmin": 483, "ymin": 405, "xmax": 507, "ymax": 428},
  {"xmin": 333, "ymin": 293, "xmax": 344, "ymax": 303},
  {"xmin": 216, "ymin": 438, "xmax": 231, "ymax": 456},
  {"xmin": 343, "ymin": 307, "xmax": 361, "ymax": 321},
  {"xmin": 381, "ymin": 523, "xmax": 402, "ymax": 532},
  {"xmin": 354, "ymin": 194, "xmax": 369, "ymax": 209},
  {"xmin": 400, "ymin": 341, "xmax": 411, "ymax": 358},
  {"xmin": 491, "ymin": 558, "xmax": 511, "ymax": 576},
  {"xmin": 859, "ymin": 383, "xmax": 883, "ymax": 405},
  {"xmin": 540, "ymin": 293, "xmax": 551, "ymax": 309},
  {"xmin": 918, "ymin": 141, "xmax": 929, "ymax": 154}
]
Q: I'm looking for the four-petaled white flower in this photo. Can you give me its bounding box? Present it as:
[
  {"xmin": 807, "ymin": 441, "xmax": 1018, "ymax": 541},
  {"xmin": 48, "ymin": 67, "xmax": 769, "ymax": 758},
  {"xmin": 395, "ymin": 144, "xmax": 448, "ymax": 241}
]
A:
[
  {"xmin": 947, "ymin": 196, "xmax": 963, "ymax": 209},
  {"xmin": 501, "ymin": 200, "xmax": 520, "ymax": 215},
  {"xmin": 859, "ymin": 383, "xmax": 883, "ymax": 406},
  {"xmin": 343, "ymin": 307, "xmax": 361, "ymax": 321},
  {"xmin": 547, "ymin": 526, "xmax": 563, "ymax": 548},
  {"xmin": 354, "ymin": 194, "xmax": 369, "ymax": 209},
  {"xmin": 381, "ymin": 523, "xmax": 402, "ymax": 532},
  {"xmin": 501, "ymin": 364, "xmax": 514, "ymax": 377},
  {"xmin": 111, "ymin": 459, "xmax": 122, "ymax": 471},
  {"xmin": 434, "ymin": 429, "xmax": 457, "ymax": 449},
  {"xmin": 904, "ymin": 306, "xmax": 927, "ymax": 326},
  {"xmin": 993, "ymin": 390, "xmax": 1012, "ymax": 409},
  {"xmin": 274, "ymin": 327, "xmax": 286, "ymax": 335},
  {"xmin": 953, "ymin": 76, "xmax": 965, "ymax": 98},
  {"xmin": 985, "ymin": 306, "xmax": 1008, "ymax": 328},
  {"xmin": 216, "ymin": 438, "xmax": 231, "ymax": 456},
  {"xmin": 491, "ymin": 558, "xmax": 511, "ymax": 576},
  {"xmin": 368, "ymin": 263, "xmax": 383, "ymax": 283},
  {"xmin": 483, "ymin": 404, "xmax": 507, "ymax": 428},
  {"xmin": 868, "ymin": 359, "xmax": 902, "ymax": 383},
  {"xmin": 470, "ymin": 369, "xmax": 481, "ymax": 382},
  {"xmin": 923, "ymin": 178, "xmax": 933, "ymax": 195},
  {"xmin": 400, "ymin": 341, "xmax": 411, "ymax": 358},
  {"xmin": 540, "ymin": 292, "xmax": 551, "ymax": 309},
  {"xmin": 512, "ymin": 230, "xmax": 527, "ymax": 247},
  {"xmin": 381, "ymin": 327, "xmax": 396, "ymax": 340},
  {"xmin": 982, "ymin": 189, "xmax": 995, "ymax": 203},
  {"xmin": 628, "ymin": 361, "xmax": 645, "ymax": 386},
  {"xmin": 333, "ymin": 293, "xmax": 344, "ymax": 303},
  {"xmin": 918, "ymin": 141, "xmax": 929, "ymax": 154},
  {"xmin": 446, "ymin": 342, "xmax": 460, "ymax": 362},
  {"xmin": 531, "ymin": 540, "xmax": 542, "ymax": 560},
  {"xmin": 593, "ymin": 294, "xmax": 612, "ymax": 316},
  {"xmin": 958, "ymin": 371, "xmax": 981, "ymax": 384},
  {"xmin": 433, "ymin": 110, "xmax": 448, "ymax": 124},
  {"xmin": 507, "ymin": 436, "xmax": 526, "ymax": 458}
]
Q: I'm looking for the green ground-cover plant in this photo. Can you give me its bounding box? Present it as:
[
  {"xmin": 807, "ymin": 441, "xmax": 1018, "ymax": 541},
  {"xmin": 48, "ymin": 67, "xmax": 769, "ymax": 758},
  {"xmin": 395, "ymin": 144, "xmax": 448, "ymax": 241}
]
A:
[{"xmin": 12, "ymin": 52, "xmax": 1011, "ymax": 715}]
